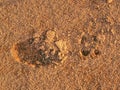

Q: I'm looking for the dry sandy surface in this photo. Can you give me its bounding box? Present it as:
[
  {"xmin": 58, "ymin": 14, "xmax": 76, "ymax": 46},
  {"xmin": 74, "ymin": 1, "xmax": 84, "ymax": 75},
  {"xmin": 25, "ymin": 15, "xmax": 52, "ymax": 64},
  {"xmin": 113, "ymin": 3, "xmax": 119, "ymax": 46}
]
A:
[{"xmin": 0, "ymin": 0, "xmax": 120, "ymax": 90}]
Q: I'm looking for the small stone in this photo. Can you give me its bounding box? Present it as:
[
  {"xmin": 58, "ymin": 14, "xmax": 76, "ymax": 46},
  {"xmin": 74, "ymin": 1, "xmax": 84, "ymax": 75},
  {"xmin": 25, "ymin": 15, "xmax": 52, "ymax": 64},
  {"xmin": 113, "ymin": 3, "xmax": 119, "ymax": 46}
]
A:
[
  {"xmin": 55, "ymin": 40, "xmax": 68, "ymax": 54},
  {"xmin": 55, "ymin": 40, "xmax": 68, "ymax": 62},
  {"xmin": 111, "ymin": 29, "xmax": 115, "ymax": 35},
  {"xmin": 107, "ymin": 0, "xmax": 113, "ymax": 3},
  {"xmin": 46, "ymin": 30, "xmax": 56, "ymax": 42}
]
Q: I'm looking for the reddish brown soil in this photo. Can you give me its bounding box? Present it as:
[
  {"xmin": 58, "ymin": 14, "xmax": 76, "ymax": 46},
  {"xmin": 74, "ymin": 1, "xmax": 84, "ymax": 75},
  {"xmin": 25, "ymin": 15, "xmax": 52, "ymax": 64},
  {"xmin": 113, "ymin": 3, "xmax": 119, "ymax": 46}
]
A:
[{"xmin": 0, "ymin": 0, "xmax": 120, "ymax": 90}]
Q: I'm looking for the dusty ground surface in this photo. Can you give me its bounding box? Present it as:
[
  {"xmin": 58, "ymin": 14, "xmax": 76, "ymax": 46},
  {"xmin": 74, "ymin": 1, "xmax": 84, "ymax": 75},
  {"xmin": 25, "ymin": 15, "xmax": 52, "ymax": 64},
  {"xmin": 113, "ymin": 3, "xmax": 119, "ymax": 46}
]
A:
[{"xmin": 0, "ymin": 0, "xmax": 120, "ymax": 90}]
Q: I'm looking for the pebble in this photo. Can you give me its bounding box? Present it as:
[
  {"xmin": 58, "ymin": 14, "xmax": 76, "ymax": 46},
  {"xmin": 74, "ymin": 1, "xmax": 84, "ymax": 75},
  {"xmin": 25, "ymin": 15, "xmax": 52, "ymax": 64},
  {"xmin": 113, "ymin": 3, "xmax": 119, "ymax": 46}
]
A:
[
  {"xmin": 46, "ymin": 30, "xmax": 56, "ymax": 42},
  {"xmin": 107, "ymin": 0, "xmax": 113, "ymax": 3},
  {"xmin": 55, "ymin": 40, "xmax": 68, "ymax": 54}
]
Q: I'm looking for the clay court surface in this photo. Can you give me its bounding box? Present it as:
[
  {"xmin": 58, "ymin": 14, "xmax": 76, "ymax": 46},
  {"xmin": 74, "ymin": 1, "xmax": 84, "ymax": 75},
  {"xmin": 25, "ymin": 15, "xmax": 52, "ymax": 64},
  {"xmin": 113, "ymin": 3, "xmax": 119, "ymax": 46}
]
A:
[{"xmin": 0, "ymin": 0, "xmax": 120, "ymax": 90}]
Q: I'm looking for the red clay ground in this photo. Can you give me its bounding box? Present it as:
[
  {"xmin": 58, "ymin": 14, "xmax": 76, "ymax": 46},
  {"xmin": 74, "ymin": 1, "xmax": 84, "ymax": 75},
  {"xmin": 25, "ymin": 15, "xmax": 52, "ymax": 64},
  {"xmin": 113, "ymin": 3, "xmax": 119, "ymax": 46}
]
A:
[{"xmin": 0, "ymin": 0, "xmax": 120, "ymax": 90}]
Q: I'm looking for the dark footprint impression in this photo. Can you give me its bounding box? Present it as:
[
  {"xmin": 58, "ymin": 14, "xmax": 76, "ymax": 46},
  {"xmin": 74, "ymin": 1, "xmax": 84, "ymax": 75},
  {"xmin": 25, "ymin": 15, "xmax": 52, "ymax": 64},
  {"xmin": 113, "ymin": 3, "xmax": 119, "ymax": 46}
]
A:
[{"xmin": 11, "ymin": 30, "xmax": 62, "ymax": 67}]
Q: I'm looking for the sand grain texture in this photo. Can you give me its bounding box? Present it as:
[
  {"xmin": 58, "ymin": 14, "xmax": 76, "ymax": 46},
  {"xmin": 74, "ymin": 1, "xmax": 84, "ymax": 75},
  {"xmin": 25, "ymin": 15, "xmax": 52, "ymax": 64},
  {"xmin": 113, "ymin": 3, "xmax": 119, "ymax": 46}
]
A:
[{"xmin": 0, "ymin": 0, "xmax": 120, "ymax": 90}]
